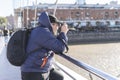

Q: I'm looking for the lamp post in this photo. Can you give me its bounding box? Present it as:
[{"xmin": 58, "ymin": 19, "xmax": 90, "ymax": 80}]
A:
[
  {"xmin": 53, "ymin": 0, "xmax": 58, "ymax": 16},
  {"xmin": 34, "ymin": 0, "xmax": 37, "ymax": 27},
  {"xmin": 26, "ymin": 0, "xmax": 29, "ymax": 28}
]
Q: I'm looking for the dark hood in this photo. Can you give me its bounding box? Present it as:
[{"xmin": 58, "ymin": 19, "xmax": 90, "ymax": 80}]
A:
[{"xmin": 38, "ymin": 11, "xmax": 52, "ymax": 32}]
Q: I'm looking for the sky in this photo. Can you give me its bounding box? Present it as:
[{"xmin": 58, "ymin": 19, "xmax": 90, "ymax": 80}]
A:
[
  {"xmin": 0, "ymin": 0, "xmax": 13, "ymax": 17},
  {"xmin": 0, "ymin": 0, "xmax": 119, "ymax": 17}
]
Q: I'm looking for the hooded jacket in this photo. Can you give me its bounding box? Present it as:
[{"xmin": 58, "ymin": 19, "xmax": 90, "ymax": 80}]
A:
[{"xmin": 21, "ymin": 12, "xmax": 68, "ymax": 73}]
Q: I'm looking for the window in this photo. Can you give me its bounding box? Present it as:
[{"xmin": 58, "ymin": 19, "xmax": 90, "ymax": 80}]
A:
[
  {"xmin": 114, "ymin": 11, "xmax": 119, "ymax": 19},
  {"xmin": 104, "ymin": 12, "xmax": 109, "ymax": 19},
  {"xmin": 85, "ymin": 12, "xmax": 90, "ymax": 17},
  {"xmin": 76, "ymin": 12, "xmax": 80, "ymax": 17}
]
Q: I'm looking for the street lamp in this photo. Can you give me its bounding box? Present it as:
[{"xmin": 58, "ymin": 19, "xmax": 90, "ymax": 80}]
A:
[{"xmin": 34, "ymin": 0, "xmax": 37, "ymax": 27}]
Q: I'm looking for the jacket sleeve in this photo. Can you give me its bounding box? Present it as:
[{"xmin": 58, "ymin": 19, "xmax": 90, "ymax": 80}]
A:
[{"xmin": 37, "ymin": 31, "xmax": 68, "ymax": 54}]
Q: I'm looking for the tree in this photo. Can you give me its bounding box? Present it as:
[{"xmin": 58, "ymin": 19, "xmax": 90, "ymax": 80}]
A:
[{"xmin": 0, "ymin": 16, "xmax": 7, "ymax": 27}]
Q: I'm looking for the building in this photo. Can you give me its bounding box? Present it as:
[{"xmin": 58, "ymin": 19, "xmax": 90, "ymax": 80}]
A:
[
  {"xmin": 14, "ymin": 3, "xmax": 120, "ymax": 28},
  {"xmin": 6, "ymin": 15, "xmax": 14, "ymax": 30}
]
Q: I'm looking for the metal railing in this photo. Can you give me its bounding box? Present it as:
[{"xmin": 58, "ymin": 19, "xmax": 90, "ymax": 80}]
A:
[{"xmin": 57, "ymin": 54, "xmax": 119, "ymax": 80}]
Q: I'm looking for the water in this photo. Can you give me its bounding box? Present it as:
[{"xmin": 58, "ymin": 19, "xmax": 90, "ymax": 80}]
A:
[{"xmin": 55, "ymin": 42, "xmax": 120, "ymax": 79}]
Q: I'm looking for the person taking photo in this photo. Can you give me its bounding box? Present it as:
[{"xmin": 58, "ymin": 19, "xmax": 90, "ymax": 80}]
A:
[{"xmin": 21, "ymin": 11, "xmax": 69, "ymax": 80}]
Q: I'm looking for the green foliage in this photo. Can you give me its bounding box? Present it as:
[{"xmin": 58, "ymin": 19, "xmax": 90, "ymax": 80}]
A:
[{"xmin": 0, "ymin": 16, "xmax": 7, "ymax": 26}]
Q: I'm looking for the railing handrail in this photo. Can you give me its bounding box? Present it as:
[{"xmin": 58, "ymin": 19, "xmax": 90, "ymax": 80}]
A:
[{"xmin": 58, "ymin": 54, "xmax": 119, "ymax": 80}]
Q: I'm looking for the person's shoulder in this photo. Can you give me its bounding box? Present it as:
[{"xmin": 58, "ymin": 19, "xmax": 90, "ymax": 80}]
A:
[{"xmin": 32, "ymin": 27, "xmax": 51, "ymax": 36}]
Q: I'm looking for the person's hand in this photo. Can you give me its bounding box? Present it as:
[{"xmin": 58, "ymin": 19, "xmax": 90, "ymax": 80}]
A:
[{"xmin": 60, "ymin": 23, "xmax": 69, "ymax": 34}]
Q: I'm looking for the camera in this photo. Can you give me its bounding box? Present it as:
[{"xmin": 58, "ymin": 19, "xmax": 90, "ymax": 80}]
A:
[
  {"xmin": 58, "ymin": 22, "xmax": 64, "ymax": 27},
  {"xmin": 58, "ymin": 22, "xmax": 64, "ymax": 33}
]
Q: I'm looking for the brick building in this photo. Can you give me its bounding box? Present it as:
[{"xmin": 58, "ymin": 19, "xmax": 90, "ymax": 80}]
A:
[{"xmin": 14, "ymin": 4, "xmax": 120, "ymax": 28}]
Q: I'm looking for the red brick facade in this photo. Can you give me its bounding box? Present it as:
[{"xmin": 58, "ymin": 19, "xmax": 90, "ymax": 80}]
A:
[{"xmin": 14, "ymin": 6, "xmax": 120, "ymax": 27}]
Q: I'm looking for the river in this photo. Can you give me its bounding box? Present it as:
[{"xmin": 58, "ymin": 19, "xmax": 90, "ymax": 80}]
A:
[{"xmin": 55, "ymin": 42, "xmax": 120, "ymax": 80}]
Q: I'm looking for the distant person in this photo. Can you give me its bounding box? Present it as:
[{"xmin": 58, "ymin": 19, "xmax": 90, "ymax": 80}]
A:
[
  {"xmin": 0, "ymin": 29, "xmax": 3, "ymax": 36},
  {"xmin": 3, "ymin": 27, "xmax": 9, "ymax": 45},
  {"xmin": 9, "ymin": 30, "xmax": 14, "ymax": 36},
  {"xmin": 21, "ymin": 12, "xmax": 69, "ymax": 80},
  {"xmin": 3, "ymin": 27, "xmax": 9, "ymax": 36}
]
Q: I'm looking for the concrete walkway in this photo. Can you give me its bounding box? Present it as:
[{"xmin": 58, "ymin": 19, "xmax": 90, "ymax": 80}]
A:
[
  {"xmin": 0, "ymin": 37, "xmax": 5, "ymax": 54},
  {"xmin": 0, "ymin": 37, "xmax": 21, "ymax": 80}
]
